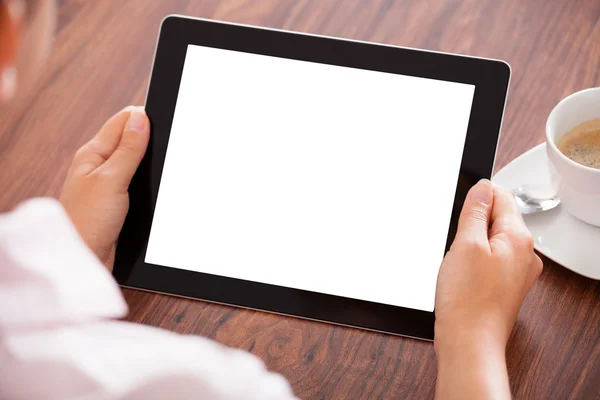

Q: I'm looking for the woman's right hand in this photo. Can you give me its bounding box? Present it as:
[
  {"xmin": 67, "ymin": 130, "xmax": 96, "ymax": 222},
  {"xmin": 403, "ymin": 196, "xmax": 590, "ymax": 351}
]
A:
[{"xmin": 434, "ymin": 179, "xmax": 543, "ymax": 399}]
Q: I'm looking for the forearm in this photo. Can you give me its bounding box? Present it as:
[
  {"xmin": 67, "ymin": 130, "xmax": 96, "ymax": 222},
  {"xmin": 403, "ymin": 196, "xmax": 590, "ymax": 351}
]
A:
[{"xmin": 435, "ymin": 327, "xmax": 511, "ymax": 400}]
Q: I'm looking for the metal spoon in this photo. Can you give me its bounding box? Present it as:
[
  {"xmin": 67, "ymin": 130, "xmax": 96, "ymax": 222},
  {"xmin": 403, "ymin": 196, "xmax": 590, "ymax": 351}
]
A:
[{"xmin": 512, "ymin": 184, "xmax": 561, "ymax": 214}]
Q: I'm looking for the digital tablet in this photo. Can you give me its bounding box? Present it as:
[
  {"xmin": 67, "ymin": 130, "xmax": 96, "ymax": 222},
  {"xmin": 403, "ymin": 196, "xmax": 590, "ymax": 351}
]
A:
[{"xmin": 114, "ymin": 16, "xmax": 510, "ymax": 341}]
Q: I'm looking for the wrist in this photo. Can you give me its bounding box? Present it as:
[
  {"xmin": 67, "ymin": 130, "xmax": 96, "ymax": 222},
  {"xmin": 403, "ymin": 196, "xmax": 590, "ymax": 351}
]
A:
[
  {"xmin": 434, "ymin": 322, "xmax": 512, "ymax": 399},
  {"xmin": 434, "ymin": 319, "xmax": 507, "ymax": 360}
]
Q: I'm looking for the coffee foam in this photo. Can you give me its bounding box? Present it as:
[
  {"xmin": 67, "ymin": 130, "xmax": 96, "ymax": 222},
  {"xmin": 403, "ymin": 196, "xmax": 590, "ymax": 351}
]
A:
[{"xmin": 557, "ymin": 119, "xmax": 600, "ymax": 169}]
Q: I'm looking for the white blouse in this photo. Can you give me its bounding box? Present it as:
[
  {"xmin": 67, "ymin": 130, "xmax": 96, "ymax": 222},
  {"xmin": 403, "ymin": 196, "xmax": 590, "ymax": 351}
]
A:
[{"xmin": 0, "ymin": 198, "xmax": 296, "ymax": 400}]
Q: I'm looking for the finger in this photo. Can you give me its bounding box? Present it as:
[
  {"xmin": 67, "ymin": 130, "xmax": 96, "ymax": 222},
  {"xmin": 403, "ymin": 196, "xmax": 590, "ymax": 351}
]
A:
[
  {"xmin": 0, "ymin": 0, "xmax": 25, "ymax": 102},
  {"xmin": 73, "ymin": 106, "xmax": 138, "ymax": 171},
  {"xmin": 101, "ymin": 108, "xmax": 150, "ymax": 191},
  {"xmin": 489, "ymin": 184, "xmax": 529, "ymax": 239},
  {"xmin": 455, "ymin": 179, "xmax": 494, "ymax": 247},
  {"xmin": 532, "ymin": 254, "xmax": 543, "ymax": 278}
]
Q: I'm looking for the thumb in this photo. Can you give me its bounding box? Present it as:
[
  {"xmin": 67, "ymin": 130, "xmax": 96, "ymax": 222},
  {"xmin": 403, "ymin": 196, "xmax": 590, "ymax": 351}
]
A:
[
  {"xmin": 455, "ymin": 179, "xmax": 494, "ymax": 246},
  {"xmin": 102, "ymin": 108, "xmax": 150, "ymax": 191}
]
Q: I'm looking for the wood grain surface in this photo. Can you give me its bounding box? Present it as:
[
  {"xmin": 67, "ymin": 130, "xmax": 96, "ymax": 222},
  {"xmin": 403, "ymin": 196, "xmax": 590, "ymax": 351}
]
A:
[{"xmin": 1, "ymin": 1, "xmax": 600, "ymax": 399}]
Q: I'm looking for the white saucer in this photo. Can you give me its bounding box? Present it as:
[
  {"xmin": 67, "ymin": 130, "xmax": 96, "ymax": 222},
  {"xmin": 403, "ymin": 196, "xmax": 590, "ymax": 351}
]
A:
[{"xmin": 492, "ymin": 143, "xmax": 600, "ymax": 280}]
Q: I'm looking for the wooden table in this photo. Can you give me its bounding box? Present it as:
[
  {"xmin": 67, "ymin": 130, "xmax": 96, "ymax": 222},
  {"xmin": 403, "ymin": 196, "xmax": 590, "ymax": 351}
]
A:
[{"xmin": 2, "ymin": 1, "xmax": 599, "ymax": 398}]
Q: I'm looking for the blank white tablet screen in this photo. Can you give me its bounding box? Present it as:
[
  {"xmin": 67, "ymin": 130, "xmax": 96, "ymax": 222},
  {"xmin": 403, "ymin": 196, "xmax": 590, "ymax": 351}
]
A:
[{"xmin": 145, "ymin": 44, "xmax": 475, "ymax": 312}]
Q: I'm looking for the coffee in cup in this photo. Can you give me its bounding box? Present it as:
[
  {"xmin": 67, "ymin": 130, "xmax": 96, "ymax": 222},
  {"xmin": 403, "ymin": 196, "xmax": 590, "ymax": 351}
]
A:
[
  {"xmin": 546, "ymin": 88, "xmax": 600, "ymax": 227},
  {"xmin": 557, "ymin": 119, "xmax": 600, "ymax": 169},
  {"xmin": 546, "ymin": 87, "xmax": 600, "ymax": 227}
]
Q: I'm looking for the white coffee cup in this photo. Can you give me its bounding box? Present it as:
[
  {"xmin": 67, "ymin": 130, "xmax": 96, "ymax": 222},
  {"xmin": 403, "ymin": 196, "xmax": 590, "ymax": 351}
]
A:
[{"xmin": 546, "ymin": 87, "xmax": 600, "ymax": 227}]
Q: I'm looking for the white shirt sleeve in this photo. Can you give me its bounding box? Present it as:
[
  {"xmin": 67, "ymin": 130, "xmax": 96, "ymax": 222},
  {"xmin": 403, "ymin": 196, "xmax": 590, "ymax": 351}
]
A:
[{"xmin": 0, "ymin": 198, "xmax": 296, "ymax": 400}]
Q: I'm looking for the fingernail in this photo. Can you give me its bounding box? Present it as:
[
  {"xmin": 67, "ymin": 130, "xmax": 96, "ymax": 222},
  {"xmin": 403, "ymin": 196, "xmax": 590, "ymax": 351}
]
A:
[
  {"xmin": 125, "ymin": 109, "xmax": 147, "ymax": 132},
  {"xmin": 122, "ymin": 105, "xmax": 143, "ymax": 112},
  {"xmin": 469, "ymin": 179, "xmax": 493, "ymax": 205},
  {"xmin": 7, "ymin": 0, "xmax": 26, "ymax": 21},
  {"xmin": 0, "ymin": 67, "xmax": 17, "ymax": 102}
]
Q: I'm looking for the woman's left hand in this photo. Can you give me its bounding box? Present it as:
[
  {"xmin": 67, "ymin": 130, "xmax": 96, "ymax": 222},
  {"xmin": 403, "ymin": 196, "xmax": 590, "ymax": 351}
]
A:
[{"xmin": 59, "ymin": 106, "xmax": 150, "ymax": 271}]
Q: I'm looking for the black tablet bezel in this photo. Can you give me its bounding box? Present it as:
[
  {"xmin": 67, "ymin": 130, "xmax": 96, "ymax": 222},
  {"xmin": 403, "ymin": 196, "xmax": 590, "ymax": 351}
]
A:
[{"xmin": 114, "ymin": 16, "xmax": 510, "ymax": 341}]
